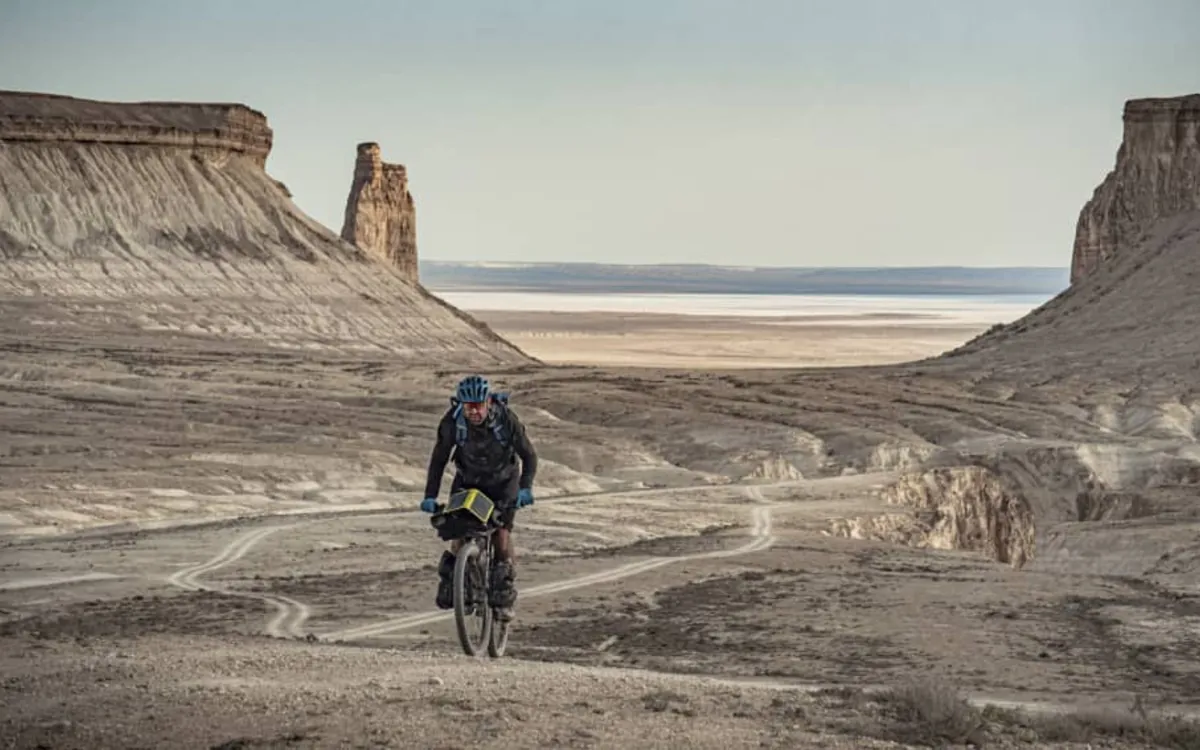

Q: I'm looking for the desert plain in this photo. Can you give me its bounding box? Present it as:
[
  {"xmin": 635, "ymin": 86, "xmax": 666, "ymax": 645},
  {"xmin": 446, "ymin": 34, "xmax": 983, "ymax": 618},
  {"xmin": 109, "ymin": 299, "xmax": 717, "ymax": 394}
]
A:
[
  {"xmin": 451, "ymin": 306, "xmax": 999, "ymax": 369},
  {"xmin": 2, "ymin": 89, "xmax": 1200, "ymax": 749}
]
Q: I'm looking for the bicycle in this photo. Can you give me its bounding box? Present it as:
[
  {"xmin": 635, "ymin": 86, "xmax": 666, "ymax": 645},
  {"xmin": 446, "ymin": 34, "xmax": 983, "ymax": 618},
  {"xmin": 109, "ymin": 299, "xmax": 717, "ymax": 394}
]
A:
[{"xmin": 429, "ymin": 488, "xmax": 511, "ymax": 658}]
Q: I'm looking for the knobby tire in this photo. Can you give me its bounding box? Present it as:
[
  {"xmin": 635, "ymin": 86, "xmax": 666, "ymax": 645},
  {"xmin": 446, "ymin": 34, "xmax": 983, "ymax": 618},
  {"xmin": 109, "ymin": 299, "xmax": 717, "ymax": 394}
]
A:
[
  {"xmin": 488, "ymin": 604, "xmax": 510, "ymax": 658},
  {"xmin": 453, "ymin": 541, "xmax": 492, "ymax": 656}
]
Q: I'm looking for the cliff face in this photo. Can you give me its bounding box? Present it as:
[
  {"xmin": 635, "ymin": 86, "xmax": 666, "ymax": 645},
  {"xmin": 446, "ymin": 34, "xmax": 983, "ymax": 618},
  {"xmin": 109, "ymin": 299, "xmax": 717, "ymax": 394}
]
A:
[
  {"xmin": 0, "ymin": 89, "xmax": 273, "ymax": 167},
  {"xmin": 934, "ymin": 93, "xmax": 1200, "ymax": 382},
  {"xmin": 340, "ymin": 143, "xmax": 418, "ymax": 282},
  {"xmin": 0, "ymin": 90, "xmax": 527, "ymax": 364},
  {"xmin": 1071, "ymin": 95, "xmax": 1200, "ymax": 284}
]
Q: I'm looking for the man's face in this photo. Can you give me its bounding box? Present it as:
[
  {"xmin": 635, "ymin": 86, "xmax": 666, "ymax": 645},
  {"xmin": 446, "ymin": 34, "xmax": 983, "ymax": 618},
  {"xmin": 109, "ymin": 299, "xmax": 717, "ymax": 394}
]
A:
[{"xmin": 462, "ymin": 400, "xmax": 489, "ymax": 425}]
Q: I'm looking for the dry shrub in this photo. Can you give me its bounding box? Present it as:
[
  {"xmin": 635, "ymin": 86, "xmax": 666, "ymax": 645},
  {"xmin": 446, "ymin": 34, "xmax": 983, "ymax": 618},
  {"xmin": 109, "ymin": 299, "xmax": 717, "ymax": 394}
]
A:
[
  {"xmin": 868, "ymin": 678, "xmax": 1200, "ymax": 748},
  {"xmin": 987, "ymin": 699, "xmax": 1200, "ymax": 749},
  {"xmin": 868, "ymin": 678, "xmax": 985, "ymax": 746}
]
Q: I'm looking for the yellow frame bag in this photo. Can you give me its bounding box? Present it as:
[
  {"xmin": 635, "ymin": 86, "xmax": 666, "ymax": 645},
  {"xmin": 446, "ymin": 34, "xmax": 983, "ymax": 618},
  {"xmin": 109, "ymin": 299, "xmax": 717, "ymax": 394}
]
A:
[{"xmin": 431, "ymin": 488, "xmax": 496, "ymax": 541}]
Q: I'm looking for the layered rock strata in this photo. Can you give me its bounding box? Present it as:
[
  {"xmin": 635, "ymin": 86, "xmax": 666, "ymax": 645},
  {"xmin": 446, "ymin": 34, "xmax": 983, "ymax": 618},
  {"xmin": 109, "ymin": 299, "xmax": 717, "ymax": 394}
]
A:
[
  {"xmin": 340, "ymin": 142, "xmax": 417, "ymax": 282},
  {"xmin": 936, "ymin": 93, "xmax": 1200, "ymax": 381},
  {"xmin": 0, "ymin": 89, "xmax": 272, "ymax": 166},
  {"xmin": 1071, "ymin": 94, "xmax": 1200, "ymax": 283}
]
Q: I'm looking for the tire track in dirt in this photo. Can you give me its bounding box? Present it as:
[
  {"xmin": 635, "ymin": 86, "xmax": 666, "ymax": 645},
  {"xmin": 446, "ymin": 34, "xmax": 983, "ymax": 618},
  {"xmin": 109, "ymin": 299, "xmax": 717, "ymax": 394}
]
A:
[
  {"xmin": 319, "ymin": 492, "xmax": 778, "ymax": 643},
  {"xmin": 165, "ymin": 524, "xmax": 313, "ymax": 639},
  {"xmin": 155, "ymin": 481, "xmax": 787, "ymax": 641}
]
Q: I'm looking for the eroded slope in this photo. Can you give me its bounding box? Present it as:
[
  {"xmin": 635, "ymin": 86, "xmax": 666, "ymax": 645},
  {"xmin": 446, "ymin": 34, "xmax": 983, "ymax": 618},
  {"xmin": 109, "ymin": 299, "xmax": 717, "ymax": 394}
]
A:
[{"xmin": 0, "ymin": 90, "xmax": 526, "ymax": 363}]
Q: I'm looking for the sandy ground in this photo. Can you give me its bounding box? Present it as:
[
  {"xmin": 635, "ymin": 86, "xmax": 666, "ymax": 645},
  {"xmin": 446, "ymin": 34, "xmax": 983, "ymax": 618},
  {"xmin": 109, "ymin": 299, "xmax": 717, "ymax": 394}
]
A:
[
  {"xmin": 3, "ymin": 315, "xmax": 1200, "ymax": 749},
  {"xmin": 460, "ymin": 309, "xmax": 991, "ymax": 368}
]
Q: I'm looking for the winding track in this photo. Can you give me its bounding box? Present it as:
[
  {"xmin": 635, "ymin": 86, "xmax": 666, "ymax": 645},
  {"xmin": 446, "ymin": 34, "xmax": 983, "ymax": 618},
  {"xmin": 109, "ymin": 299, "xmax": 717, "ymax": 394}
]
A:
[
  {"xmin": 319, "ymin": 495, "xmax": 778, "ymax": 643},
  {"xmin": 165, "ymin": 524, "xmax": 313, "ymax": 639},
  {"xmin": 161, "ymin": 486, "xmax": 779, "ymax": 643}
]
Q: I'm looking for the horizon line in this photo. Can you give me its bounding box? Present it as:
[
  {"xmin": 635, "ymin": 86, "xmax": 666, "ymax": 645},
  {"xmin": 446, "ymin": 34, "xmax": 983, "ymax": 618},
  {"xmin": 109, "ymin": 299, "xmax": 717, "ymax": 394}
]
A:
[{"xmin": 419, "ymin": 260, "xmax": 1069, "ymax": 270}]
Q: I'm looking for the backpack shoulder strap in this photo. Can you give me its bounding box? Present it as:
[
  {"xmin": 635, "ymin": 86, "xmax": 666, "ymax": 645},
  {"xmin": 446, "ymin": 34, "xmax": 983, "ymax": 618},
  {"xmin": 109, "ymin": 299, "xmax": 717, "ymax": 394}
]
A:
[
  {"xmin": 448, "ymin": 398, "xmax": 469, "ymax": 447},
  {"xmin": 489, "ymin": 395, "xmax": 514, "ymax": 448}
]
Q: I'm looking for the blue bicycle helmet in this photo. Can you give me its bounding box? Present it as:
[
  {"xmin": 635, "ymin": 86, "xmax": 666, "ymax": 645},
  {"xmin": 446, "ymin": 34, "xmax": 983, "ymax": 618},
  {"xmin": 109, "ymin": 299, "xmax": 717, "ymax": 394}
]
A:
[{"xmin": 455, "ymin": 374, "xmax": 490, "ymax": 403}]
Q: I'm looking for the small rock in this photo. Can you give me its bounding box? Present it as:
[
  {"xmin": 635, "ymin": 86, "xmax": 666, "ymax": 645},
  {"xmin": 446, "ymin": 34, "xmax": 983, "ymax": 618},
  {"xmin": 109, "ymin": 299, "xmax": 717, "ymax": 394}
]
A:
[{"xmin": 40, "ymin": 719, "xmax": 71, "ymax": 732}]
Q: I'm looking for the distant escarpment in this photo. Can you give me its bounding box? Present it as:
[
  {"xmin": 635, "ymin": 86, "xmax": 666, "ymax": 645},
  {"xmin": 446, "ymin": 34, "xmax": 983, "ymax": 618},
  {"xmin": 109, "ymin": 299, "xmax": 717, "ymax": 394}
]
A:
[
  {"xmin": 1071, "ymin": 95, "xmax": 1200, "ymax": 284},
  {"xmin": 935, "ymin": 93, "xmax": 1200, "ymax": 381},
  {"xmin": 341, "ymin": 142, "xmax": 417, "ymax": 282},
  {"xmin": 0, "ymin": 90, "xmax": 527, "ymax": 364},
  {"xmin": 0, "ymin": 89, "xmax": 273, "ymax": 166}
]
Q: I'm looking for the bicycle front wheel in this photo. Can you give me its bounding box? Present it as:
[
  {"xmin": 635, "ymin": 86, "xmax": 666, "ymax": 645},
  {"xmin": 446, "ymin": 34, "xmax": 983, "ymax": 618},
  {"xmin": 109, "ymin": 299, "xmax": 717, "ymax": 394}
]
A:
[{"xmin": 453, "ymin": 540, "xmax": 492, "ymax": 656}]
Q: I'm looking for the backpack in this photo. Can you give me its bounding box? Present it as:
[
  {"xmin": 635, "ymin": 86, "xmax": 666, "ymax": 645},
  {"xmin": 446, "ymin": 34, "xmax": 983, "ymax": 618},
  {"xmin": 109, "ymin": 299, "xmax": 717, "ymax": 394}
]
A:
[{"xmin": 449, "ymin": 391, "xmax": 512, "ymax": 450}]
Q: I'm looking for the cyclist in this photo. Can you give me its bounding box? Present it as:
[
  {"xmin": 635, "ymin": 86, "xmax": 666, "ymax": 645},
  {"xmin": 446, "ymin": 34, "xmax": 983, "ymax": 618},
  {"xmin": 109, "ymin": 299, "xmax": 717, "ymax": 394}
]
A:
[{"xmin": 420, "ymin": 374, "xmax": 538, "ymax": 620}]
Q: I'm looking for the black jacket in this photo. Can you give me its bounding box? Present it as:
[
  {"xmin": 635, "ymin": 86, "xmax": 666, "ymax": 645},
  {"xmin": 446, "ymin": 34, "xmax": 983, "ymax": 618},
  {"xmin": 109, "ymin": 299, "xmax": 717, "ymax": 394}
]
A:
[{"xmin": 423, "ymin": 403, "xmax": 538, "ymax": 499}]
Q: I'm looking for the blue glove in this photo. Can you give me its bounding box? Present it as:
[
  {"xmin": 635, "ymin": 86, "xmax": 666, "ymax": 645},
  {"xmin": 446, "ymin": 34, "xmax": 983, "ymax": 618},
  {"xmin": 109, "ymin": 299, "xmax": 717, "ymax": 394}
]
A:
[
  {"xmin": 420, "ymin": 497, "xmax": 438, "ymax": 513},
  {"xmin": 516, "ymin": 488, "xmax": 534, "ymax": 508}
]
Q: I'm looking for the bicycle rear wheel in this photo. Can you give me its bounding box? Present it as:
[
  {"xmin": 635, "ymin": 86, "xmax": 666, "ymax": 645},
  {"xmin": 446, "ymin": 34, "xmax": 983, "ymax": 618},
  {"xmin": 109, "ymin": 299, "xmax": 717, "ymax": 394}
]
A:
[{"xmin": 453, "ymin": 540, "xmax": 492, "ymax": 656}]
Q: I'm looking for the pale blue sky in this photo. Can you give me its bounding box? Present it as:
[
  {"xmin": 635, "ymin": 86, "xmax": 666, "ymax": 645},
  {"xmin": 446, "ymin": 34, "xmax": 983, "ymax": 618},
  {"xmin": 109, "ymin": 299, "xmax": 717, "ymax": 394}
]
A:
[{"xmin": 2, "ymin": 0, "xmax": 1197, "ymax": 267}]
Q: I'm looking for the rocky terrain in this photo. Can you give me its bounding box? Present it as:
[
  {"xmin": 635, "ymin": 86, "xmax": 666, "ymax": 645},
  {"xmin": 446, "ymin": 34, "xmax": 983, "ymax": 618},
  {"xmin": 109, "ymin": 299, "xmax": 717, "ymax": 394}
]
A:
[
  {"xmin": 340, "ymin": 142, "xmax": 419, "ymax": 282},
  {"xmin": 2, "ymin": 89, "xmax": 1200, "ymax": 749}
]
